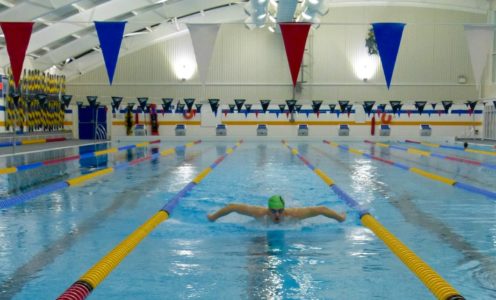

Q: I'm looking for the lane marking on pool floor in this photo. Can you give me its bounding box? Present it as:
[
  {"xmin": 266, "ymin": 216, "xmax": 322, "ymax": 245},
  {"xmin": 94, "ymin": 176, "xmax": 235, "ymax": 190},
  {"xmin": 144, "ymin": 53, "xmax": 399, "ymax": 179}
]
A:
[
  {"xmin": 0, "ymin": 141, "xmax": 201, "ymax": 210},
  {"xmin": 57, "ymin": 140, "xmax": 243, "ymax": 300},
  {"xmin": 364, "ymin": 140, "xmax": 496, "ymax": 170},
  {"xmin": 282, "ymin": 140, "xmax": 464, "ymax": 300},
  {"xmin": 324, "ymin": 140, "xmax": 496, "ymax": 200}
]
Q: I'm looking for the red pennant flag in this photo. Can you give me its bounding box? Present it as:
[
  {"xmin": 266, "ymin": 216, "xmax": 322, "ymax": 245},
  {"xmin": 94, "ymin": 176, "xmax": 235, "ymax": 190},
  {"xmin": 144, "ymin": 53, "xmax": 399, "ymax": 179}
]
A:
[
  {"xmin": 279, "ymin": 23, "xmax": 311, "ymax": 87},
  {"xmin": 407, "ymin": 111, "xmax": 411, "ymax": 117},
  {"xmin": 316, "ymin": 111, "xmax": 320, "ymax": 118},
  {"xmin": 255, "ymin": 111, "xmax": 259, "ymax": 118},
  {"xmin": 286, "ymin": 112, "xmax": 290, "ymax": 118},
  {"xmin": 1, "ymin": 22, "xmax": 34, "ymax": 88}
]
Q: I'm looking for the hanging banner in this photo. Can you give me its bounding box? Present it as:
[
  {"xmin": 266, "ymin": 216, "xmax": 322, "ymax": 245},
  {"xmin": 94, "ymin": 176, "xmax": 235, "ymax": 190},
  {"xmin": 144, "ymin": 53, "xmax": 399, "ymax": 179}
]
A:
[
  {"xmin": 286, "ymin": 100, "xmax": 297, "ymax": 113},
  {"xmin": 464, "ymin": 25, "xmax": 495, "ymax": 92},
  {"xmin": 441, "ymin": 100, "xmax": 453, "ymax": 114},
  {"xmin": 187, "ymin": 24, "xmax": 221, "ymax": 84},
  {"xmin": 234, "ymin": 99, "xmax": 245, "ymax": 112},
  {"xmin": 94, "ymin": 21, "xmax": 127, "ymax": 85},
  {"xmin": 279, "ymin": 22, "xmax": 312, "ymax": 87},
  {"xmin": 362, "ymin": 101, "xmax": 375, "ymax": 116},
  {"xmin": 414, "ymin": 101, "xmax": 427, "ymax": 115},
  {"xmin": 0, "ymin": 22, "xmax": 34, "ymax": 88},
  {"xmin": 372, "ymin": 22, "xmax": 405, "ymax": 89},
  {"xmin": 184, "ymin": 98, "xmax": 195, "ymax": 112},
  {"xmin": 260, "ymin": 100, "xmax": 271, "ymax": 113}
]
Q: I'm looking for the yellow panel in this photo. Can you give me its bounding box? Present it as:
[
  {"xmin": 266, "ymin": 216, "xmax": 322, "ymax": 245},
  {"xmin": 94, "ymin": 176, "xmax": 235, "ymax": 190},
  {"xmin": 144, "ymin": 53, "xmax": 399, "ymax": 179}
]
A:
[
  {"xmin": 66, "ymin": 168, "xmax": 114, "ymax": 186},
  {"xmin": 193, "ymin": 168, "xmax": 212, "ymax": 184},
  {"xmin": 466, "ymin": 149, "xmax": 496, "ymax": 156},
  {"xmin": 409, "ymin": 167, "xmax": 456, "ymax": 185},
  {"xmin": 421, "ymin": 142, "xmax": 440, "ymax": 148},
  {"xmin": 376, "ymin": 143, "xmax": 389, "ymax": 148},
  {"xmin": 314, "ymin": 169, "xmax": 334, "ymax": 186},
  {"xmin": 407, "ymin": 148, "xmax": 431, "ymax": 157},
  {"xmin": 0, "ymin": 167, "xmax": 17, "ymax": 174},
  {"xmin": 22, "ymin": 139, "xmax": 45, "ymax": 144},
  {"xmin": 161, "ymin": 148, "xmax": 175, "ymax": 156},
  {"xmin": 361, "ymin": 214, "xmax": 461, "ymax": 300}
]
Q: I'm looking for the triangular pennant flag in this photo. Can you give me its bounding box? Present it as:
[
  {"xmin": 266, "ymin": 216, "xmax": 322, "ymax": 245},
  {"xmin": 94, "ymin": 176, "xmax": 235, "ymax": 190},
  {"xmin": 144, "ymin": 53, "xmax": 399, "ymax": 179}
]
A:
[
  {"xmin": 415, "ymin": 101, "xmax": 426, "ymax": 115},
  {"xmin": 161, "ymin": 104, "xmax": 167, "ymax": 115},
  {"xmin": 276, "ymin": 112, "xmax": 280, "ymax": 118},
  {"xmin": 372, "ymin": 23, "xmax": 405, "ymax": 89},
  {"xmin": 467, "ymin": 100, "xmax": 477, "ymax": 115},
  {"xmin": 162, "ymin": 98, "xmax": 173, "ymax": 112},
  {"xmin": 336, "ymin": 110, "xmax": 341, "ymax": 118},
  {"xmin": 329, "ymin": 104, "xmax": 336, "ymax": 113},
  {"xmin": 312, "ymin": 100, "xmax": 323, "ymax": 114},
  {"xmin": 87, "ymin": 96, "xmax": 97, "ymax": 107},
  {"xmin": 286, "ymin": 112, "xmax": 290, "ymax": 118},
  {"xmin": 255, "ymin": 111, "xmax": 259, "ymax": 118},
  {"xmin": 363, "ymin": 101, "xmax": 375, "ymax": 116},
  {"xmin": 347, "ymin": 105, "xmax": 353, "ymax": 117},
  {"xmin": 228, "ymin": 104, "xmax": 235, "ymax": 113},
  {"xmin": 244, "ymin": 104, "xmax": 252, "ymax": 118},
  {"xmin": 62, "ymin": 95, "xmax": 73, "ymax": 108},
  {"xmin": 176, "ymin": 103, "xmax": 185, "ymax": 113},
  {"xmin": 338, "ymin": 100, "xmax": 349, "ymax": 114},
  {"xmin": 286, "ymin": 100, "xmax": 297, "ymax": 113},
  {"xmin": 278, "ymin": 104, "xmax": 286, "ymax": 113},
  {"xmin": 407, "ymin": 110, "xmax": 412, "ymax": 117},
  {"xmin": 260, "ymin": 100, "xmax": 271, "ymax": 113},
  {"xmin": 94, "ymin": 21, "xmax": 126, "ymax": 85},
  {"xmin": 195, "ymin": 103, "xmax": 202, "ymax": 113},
  {"xmin": 184, "ymin": 98, "xmax": 195, "ymax": 112},
  {"xmin": 441, "ymin": 100, "xmax": 453, "ymax": 114},
  {"xmin": 295, "ymin": 104, "xmax": 302, "ymax": 113},
  {"xmin": 279, "ymin": 22, "xmax": 312, "ymax": 87},
  {"xmin": 305, "ymin": 111, "xmax": 310, "ymax": 118},
  {"xmin": 493, "ymin": 101, "xmax": 496, "ymax": 109},
  {"xmin": 234, "ymin": 99, "xmax": 245, "ymax": 112},
  {"xmin": 464, "ymin": 25, "xmax": 495, "ymax": 92},
  {"xmin": 187, "ymin": 24, "xmax": 221, "ymax": 84},
  {"xmin": 137, "ymin": 97, "xmax": 148, "ymax": 111},
  {"xmin": 0, "ymin": 22, "xmax": 34, "ymax": 88},
  {"xmin": 377, "ymin": 104, "xmax": 387, "ymax": 113},
  {"xmin": 208, "ymin": 98, "xmax": 220, "ymax": 116}
]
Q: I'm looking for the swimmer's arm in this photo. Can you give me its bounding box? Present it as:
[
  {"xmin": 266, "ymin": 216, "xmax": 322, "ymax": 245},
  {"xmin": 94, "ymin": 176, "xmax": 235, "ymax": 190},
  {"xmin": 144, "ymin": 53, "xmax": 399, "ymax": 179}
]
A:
[
  {"xmin": 208, "ymin": 204, "xmax": 266, "ymax": 221},
  {"xmin": 288, "ymin": 206, "xmax": 346, "ymax": 222}
]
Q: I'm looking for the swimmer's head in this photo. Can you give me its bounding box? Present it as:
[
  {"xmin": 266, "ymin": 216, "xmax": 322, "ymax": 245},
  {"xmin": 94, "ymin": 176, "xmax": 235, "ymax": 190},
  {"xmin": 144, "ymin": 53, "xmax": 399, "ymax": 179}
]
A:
[
  {"xmin": 268, "ymin": 195, "xmax": 285, "ymax": 210},
  {"xmin": 268, "ymin": 195, "xmax": 285, "ymax": 223}
]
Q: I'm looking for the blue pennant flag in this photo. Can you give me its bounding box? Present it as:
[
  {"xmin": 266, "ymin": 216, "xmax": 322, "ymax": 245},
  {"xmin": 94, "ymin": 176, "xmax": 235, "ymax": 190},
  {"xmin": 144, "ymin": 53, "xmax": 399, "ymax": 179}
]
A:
[
  {"xmin": 372, "ymin": 23, "xmax": 405, "ymax": 89},
  {"xmin": 94, "ymin": 21, "xmax": 127, "ymax": 85}
]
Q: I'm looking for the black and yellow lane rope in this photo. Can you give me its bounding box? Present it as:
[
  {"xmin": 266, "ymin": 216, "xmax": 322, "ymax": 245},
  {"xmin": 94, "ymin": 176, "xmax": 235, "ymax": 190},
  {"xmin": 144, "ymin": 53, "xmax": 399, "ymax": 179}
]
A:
[
  {"xmin": 0, "ymin": 141, "xmax": 201, "ymax": 210},
  {"xmin": 282, "ymin": 140, "xmax": 464, "ymax": 300},
  {"xmin": 323, "ymin": 140, "xmax": 496, "ymax": 200},
  {"xmin": 57, "ymin": 140, "xmax": 243, "ymax": 300}
]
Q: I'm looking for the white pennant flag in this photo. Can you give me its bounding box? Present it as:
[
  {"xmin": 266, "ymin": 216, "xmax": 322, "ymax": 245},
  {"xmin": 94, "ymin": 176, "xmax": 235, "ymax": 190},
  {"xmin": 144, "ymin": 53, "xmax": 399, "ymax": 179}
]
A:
[
  {"xmin": 464, "ymin": 24, "xmax": 495, "ymax": 93},
  {"xmin": 187, "ymin": 24, "xmax": 221, "ymax": 84}
]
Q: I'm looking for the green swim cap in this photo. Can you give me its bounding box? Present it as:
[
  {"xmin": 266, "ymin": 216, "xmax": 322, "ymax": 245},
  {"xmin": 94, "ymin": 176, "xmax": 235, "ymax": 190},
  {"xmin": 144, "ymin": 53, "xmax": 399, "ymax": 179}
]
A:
[{"xmin": 268, "ymin": 195, "xmax": 285, "ymax": 209}]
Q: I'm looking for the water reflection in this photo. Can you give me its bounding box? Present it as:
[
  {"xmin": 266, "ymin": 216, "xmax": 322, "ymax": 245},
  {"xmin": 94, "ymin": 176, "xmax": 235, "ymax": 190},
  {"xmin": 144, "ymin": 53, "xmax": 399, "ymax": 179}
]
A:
[{"xmin": 246, "ymin": 231, "xmax": 300, "ymax": 299}]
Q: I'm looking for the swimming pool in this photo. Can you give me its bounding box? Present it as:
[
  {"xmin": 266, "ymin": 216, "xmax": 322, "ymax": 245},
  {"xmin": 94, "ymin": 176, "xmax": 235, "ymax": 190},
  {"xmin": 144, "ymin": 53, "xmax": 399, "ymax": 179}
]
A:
[{"xmin": 0, "ymin": 140, "xmax": 495, "ymax": 299}]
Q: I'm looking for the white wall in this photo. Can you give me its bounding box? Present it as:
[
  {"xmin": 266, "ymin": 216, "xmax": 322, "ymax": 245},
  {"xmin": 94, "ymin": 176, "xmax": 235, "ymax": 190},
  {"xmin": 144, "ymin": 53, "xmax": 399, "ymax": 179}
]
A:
[{"xmin": 65, "ymin": 5, "xmax": 488, "ymax": 140}]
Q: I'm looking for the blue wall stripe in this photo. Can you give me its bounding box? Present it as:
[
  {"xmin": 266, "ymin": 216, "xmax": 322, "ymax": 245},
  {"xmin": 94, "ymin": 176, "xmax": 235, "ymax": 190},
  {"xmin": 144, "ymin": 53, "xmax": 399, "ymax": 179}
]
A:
[{"xmin": 16, "ymin": 162, "xmax": 43, "ymax": 172}]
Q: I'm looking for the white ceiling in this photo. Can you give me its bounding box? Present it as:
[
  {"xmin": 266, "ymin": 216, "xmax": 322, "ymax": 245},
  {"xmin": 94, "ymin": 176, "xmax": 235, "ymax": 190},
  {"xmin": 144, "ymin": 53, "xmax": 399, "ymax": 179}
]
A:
[{"xmin": 0, "ymin": 0, "xmax": 491, "ymax": 81}]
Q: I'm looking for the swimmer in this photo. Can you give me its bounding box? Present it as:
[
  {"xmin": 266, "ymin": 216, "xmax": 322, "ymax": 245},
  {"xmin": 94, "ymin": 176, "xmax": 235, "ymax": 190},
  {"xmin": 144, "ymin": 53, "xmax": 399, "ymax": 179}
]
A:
[{"xmin": 207, "ymin": 195, "xmax": 346, "ymax": 224}]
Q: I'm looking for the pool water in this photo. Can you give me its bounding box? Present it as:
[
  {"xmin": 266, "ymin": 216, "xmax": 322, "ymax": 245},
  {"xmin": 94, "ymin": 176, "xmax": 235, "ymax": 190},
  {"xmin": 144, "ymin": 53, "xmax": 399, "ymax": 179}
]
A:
[{"xmin": 0, "ymin": 140, "xmax": 495, "ymax": 299}]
